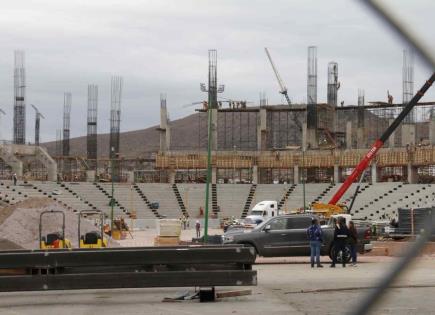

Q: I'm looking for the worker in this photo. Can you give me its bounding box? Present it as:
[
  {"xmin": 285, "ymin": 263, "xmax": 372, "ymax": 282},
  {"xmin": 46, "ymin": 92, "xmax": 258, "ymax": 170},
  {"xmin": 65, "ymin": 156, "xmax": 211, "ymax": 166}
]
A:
[
  {"xmin": 195, "ymin": 220, "xmax": 201, "ymax": 238},
  {"xmin": 12, "ymin": 173, "xmax": 17, "ymax": 186},
  {"xmin": 348, "ymin": 221, "xmax": 358, "ymax": 267},
  {"xmin": 331, "ymin": 216, "xmax": 349, "ymax": 268},
  {"xmin": 306, "ymin": 218, "xmax": 323, "ymax": 268}
]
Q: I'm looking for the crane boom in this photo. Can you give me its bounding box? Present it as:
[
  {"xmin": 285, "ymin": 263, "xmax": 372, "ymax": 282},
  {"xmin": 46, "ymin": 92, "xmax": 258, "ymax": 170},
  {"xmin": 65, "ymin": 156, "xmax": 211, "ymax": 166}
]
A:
[
  {"xmin": 264, "ymin": 48, "xmax": 288, "ymax": 97},
  {"xmin": 329, "ymin": 72, "xmax": 435, "ymax": 205}
]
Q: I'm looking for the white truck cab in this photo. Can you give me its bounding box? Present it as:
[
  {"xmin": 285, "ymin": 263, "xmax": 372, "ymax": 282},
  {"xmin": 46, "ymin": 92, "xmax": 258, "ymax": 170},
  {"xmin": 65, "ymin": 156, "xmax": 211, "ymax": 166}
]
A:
[{"xmin": 245, "ymin": 201, "xmax": 278, "ymax": 224}]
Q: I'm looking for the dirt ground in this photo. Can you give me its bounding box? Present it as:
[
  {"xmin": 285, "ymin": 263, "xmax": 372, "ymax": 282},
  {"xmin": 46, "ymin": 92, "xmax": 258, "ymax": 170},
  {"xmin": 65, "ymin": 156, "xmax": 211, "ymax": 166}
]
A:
[{"xmin": 0, "ymin": 198, "xmax": 99, "ymax": 249}]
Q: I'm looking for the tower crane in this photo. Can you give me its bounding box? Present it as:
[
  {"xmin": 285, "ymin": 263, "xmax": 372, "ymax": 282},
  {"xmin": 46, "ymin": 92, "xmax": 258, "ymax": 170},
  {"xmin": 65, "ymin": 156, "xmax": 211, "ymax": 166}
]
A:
[{"xmin": 264, "ymin": 48, "xmax": 302, "ymax": 131}]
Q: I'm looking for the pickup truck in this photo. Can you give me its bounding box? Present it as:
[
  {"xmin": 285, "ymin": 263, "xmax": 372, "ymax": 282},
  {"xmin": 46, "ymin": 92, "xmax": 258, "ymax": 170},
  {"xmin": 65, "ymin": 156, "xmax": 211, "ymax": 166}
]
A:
[{"xmin": 222, "ymin": 214, "xmax": 372, "ymax": 262}]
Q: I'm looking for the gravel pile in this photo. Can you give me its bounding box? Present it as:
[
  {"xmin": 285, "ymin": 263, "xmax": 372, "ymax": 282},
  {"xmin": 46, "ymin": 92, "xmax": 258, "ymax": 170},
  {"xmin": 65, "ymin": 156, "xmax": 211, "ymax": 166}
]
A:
[{"xmin": 0, "ymin": 197, "xmax": 107, "ymax": 249}]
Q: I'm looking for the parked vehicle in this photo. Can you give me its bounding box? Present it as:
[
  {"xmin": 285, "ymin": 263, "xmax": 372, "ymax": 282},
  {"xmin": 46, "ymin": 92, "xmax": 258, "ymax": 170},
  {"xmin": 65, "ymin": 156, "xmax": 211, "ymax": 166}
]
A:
[
  {"xmin": 245, "ymin": 201, "xmax": 278, "ymax": 224},
  {"xmin": 222, "ymin": 214, "xmax": 372, "ymax": 262}
]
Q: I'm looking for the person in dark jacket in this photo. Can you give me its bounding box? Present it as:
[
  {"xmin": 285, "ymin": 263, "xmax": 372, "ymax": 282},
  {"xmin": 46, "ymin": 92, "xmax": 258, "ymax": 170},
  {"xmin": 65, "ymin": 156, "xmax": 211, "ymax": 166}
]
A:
[
  {"xmin": 348, "ymin": 221, "xmax": 358, "ymax": 266},
  {"xmin": 331, "ymin": 216, "xmax": 350, "ymax": 268},
  {"xmin": 307, "ymin": 218, "xmax": 323, "ymax": 268}
]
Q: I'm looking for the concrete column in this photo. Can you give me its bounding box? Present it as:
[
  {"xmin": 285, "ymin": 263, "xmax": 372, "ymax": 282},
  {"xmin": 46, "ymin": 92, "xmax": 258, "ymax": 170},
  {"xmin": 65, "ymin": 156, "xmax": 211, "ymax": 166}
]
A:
[
  {"xmin": 334, "ymin": 165, "xmax": 340, "ymax": 184},
  {"xmin": 407, "ymin": 163, "xmax": 418, "ymax": 184},
  {"xmin": 293, "ymin": 165, "xmax": 299, "ymax": 184},
  {"xmin": 346, "ymin": 121, "xmax": 352, "ymax": 149},
  {"xmin": 211, "ymin": 167, "xmax": 217, "ymax": 184},
  {"xmin": 257, "ymin": 108, "xmax": 267, "ymax": 150},
  {"xmin": 371, "ymin": 163, "xmax": 378, "ymax": 184},
  {"xmin": 86, "ymin": 170, "xmax": 95, "ymax": 182},
  {"xmin": 401, "ymin": 124, "xmax": 416, "ymax": 146},
  {"xmin": 168, "ymin": 170, "xmax": 176, "ymax": 184},
  {"xmin": 429, "ymin": 120, "xmax": 435, "ymax": 145},
  {"xmin": 159, "ymin": 103, "xmax": 170, "ymax": 152},
  {"xmin": 357, "ymin": 128, "xmax": 365, "ymax": 149},
  {"xmin": 252, "ymin": 165, "xmax": 258, "ymax": 184},
  {"xmin": 303, "ymin": 122, "xmax": 317, "ymax": 150},
  {"xmin": 389, "ymin": 119, "xmax": 395, "ymax": 148},
  {"xmin": 211, "ymin": 108, "xmax": 218, "ymax": 151},
  {"xmin": 126, "ymin": 171, "xmax": 135, "ymax": 183}
]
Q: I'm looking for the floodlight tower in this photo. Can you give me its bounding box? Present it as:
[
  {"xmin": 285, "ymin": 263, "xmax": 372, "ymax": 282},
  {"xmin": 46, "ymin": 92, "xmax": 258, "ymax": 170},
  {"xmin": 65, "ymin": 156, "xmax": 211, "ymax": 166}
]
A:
[
  {"xmin": 0, "ymin": 109, "xmax": 6, "ymax": 141},
  {"xmin": 31, "ymin": 104, "xmax": 45, "ymax": 146},
  {"xmin": 13, "ymin": 50, "xmax": 26, "ymax": 144}
]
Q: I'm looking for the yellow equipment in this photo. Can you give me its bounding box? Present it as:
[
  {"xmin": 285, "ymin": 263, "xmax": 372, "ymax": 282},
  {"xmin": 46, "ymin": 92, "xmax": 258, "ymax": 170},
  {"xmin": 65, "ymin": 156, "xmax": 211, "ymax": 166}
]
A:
[
  {"xmin": 39, "ymin": 210, "xmax": 72, "ymax": 249},
  {"xmin": 310, "ymin": 202, "xmax": 348, "ymax": 218},
  {"xmin": 78, "ymin": 210, "xmax": 108, "ymax": 248}
]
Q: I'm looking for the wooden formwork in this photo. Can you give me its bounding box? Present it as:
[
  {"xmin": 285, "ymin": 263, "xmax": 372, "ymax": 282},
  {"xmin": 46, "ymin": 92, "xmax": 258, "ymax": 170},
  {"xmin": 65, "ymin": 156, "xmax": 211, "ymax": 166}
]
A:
[{"xmin": 156, "ymin": 146, "xmax": 435, "ymax": 170}]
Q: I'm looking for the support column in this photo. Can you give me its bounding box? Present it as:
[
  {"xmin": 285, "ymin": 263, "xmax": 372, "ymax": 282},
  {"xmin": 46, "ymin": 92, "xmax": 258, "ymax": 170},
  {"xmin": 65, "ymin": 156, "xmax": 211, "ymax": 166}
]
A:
[
  {"xmin": 401, "ymin": 124, "xmax": 416, "ymax": 146},
  {"xmin": 159, "ymin": 103, "xmax": 170, "ymax": 152},
  {"xmin": 252, "ymin": 165, "xmax": 258, "ymax": 184},
  {"xmin": 388, "ymin": 119, "xmax": 396, "ymax": 148},
  {"xmin": 407, "ymin": 163, "xmax": 418, "ymax": 184},
  {"xmin": 211, "ymin": 167, "xmax": 217, "ymax": 184},
  {"xmin": 257, "ymin": 108, "xmax": 267, "ymax": 150},
  {"xmin": 345, "ymin": 121, "xmax": 352, "ymax": 149},
  {"xmin": 333, "ymin": 165, "xmax": 340, "ymax": 184},
  {"xmin": 371, "ymin": 163, "xmax": 378, "ymax": 184},
  {"xmin": 126, "ymin": 171, "xmax": 135, "ymax": 183},
  {"xmin": 211, "ymin": 108, "xmax": 218, "ymax": 151},
  {"xmin": 303, "ymin": 122, "xmax": 317, "ymax": 150},
  {"xmin": 168, "ymin": 169, "xmax": 176, "ymax": 184},
  {"xmin": 86, "ymin": 170, "xmax": 96, "ymax": 182},
  {"xmin": 429, "ymin": 120, "xmax": 435, "ymax": 145},
  {"xmin": 293, "ymin": 165, "xmax": 299, "ymax": 184}
]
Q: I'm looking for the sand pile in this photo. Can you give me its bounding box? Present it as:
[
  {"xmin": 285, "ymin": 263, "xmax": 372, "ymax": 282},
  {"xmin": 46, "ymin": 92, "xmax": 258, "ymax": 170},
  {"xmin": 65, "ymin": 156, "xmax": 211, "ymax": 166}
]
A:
[{"xmin": 0, "ymin": 198, "xmax": 107, "ymax": 249}]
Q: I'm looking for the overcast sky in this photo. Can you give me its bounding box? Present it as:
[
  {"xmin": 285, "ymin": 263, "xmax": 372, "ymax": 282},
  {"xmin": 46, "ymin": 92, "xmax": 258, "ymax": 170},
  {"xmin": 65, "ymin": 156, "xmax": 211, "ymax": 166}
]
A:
[{"xmin": 0, "ymin": 0, "xmax": 434, "ymax": 142}]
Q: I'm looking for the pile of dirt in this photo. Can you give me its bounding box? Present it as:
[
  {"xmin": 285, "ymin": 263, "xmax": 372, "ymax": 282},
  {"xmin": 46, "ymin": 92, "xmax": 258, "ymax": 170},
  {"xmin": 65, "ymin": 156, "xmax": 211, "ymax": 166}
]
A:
[{"xmin": 0, "ymin": 197, "xmax": 107, "ymax": 249}]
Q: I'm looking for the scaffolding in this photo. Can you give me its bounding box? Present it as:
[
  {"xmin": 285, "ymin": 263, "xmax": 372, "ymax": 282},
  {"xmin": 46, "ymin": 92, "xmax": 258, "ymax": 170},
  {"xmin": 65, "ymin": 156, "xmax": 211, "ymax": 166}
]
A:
[
  {"xmin": 13, "ymin": 50, "xmax": 26, "ymax": 144},
  {"xmin": 87, "ymin": 84, "xmax": 98, "ymax": 168},
  {"xmin": 110, "ymin": 76, "xmax": 123, "ymax": 181}
]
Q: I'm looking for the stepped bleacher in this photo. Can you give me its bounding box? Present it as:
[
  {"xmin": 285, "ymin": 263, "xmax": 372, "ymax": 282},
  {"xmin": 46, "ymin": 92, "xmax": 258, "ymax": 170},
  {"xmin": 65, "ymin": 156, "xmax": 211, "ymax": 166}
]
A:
[{"xmin": 3, "ymin": 181, "xmax": 435, "ymax": 223}]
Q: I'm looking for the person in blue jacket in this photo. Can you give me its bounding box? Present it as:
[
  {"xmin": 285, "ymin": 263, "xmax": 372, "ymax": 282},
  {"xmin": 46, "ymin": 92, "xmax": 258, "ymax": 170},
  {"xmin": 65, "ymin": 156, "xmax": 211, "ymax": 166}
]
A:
[{"xmin": 306, "ymin": 218, "xmax": 323, "ymax": 268}]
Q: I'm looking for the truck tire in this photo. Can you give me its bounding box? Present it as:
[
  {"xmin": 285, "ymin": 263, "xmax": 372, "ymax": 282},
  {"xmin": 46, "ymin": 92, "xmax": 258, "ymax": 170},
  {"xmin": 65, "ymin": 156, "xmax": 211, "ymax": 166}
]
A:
[{"xmin": 329, "ymin": 245, "xmax": 351, "ymax": 263}]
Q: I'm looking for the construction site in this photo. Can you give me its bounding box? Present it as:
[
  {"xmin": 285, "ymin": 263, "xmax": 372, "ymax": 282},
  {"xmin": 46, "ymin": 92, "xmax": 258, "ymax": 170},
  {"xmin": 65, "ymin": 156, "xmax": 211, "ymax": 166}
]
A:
[{"xmin": 0, "ymin": 0, "xmax": 435, "ymax": 314}]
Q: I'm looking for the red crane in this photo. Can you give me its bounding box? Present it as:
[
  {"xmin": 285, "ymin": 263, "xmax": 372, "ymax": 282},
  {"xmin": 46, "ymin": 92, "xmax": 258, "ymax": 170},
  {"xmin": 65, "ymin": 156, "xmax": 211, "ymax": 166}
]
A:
[{"xmin": 312, "ymin": 72, "xmax": 435, "ymax": 215}]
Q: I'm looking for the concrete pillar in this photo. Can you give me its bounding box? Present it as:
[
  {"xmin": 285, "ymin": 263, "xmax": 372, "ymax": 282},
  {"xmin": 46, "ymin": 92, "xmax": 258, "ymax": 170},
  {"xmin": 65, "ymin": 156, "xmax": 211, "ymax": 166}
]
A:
[
  {"xmin": 357, "ymin": 128, "xmax": 365, "ymax": 149},
  {"xmin": 257, "ymin": 108, "xmax": 267, "ymax": 150},
  {"xmin": 211, "ymin": 167, "xmax": 217, "ymax": 184},
  {"xmin": 168, "ymin": 170, "xmax": 176, "ymax": 184},
  {"xmin": 293, "ymin": 165, "xmax": 299, "ymax": 184},
  {"xmin": 252, "ymin": 165, "xmax": 258, "ymax": 184},
  {"xmin": 159, "ymin": 103, "xmax": 170, "ymax": 152},
  {"xmin": 407, "ymin": 163, "xmax": 418, "ymax": 184},
  {"xmin": 211, "ymin": 108, "xmax": 218, "ymax": 151},
  {"xmin": 388, "ymin": 119, "xmax": 395, "ymax": 148},
  {"xmin": 401, "ymin": 124, "xmax": 416, "ymax": 146},
  {"xmin": 126, "ymin": 171, "xmax": 135, "ymax": 183},
  {"xmin": 346, "ymin": 121, "xmax": 352, "ymax": 149},
  {"xmin": 371, "ymin": 163, "xmax": 378, "ymax": 183},
  {"xmin": 429, "ymin": 120, "xmax": 435, "ymax": 145},
  {"xmin": 86, "ymin": 170, "xmax": 95, "ymax": 182},
  {"xmin": 334, "ymin": 165, "xmax": 340, "ymax": 184},
  {"xmin": 303, "ymin": 122, "xmax": 317, "ymax": 150}
]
